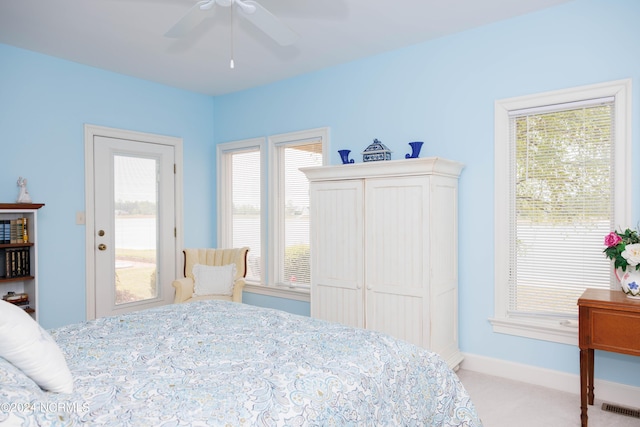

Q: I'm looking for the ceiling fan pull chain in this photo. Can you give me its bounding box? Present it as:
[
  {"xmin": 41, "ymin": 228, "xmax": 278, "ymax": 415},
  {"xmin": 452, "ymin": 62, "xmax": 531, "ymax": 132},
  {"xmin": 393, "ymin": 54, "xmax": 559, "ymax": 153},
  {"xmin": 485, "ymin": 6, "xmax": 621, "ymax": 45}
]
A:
[{"xmin": 230, "ymin": 0, "xmax": 235, "ymax": 69}]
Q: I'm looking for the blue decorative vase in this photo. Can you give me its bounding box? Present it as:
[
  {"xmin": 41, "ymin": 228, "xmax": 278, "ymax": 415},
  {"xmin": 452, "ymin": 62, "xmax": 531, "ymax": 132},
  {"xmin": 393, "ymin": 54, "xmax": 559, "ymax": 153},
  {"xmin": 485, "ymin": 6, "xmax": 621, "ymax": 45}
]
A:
[
  {"xmin": 405, "ymin": 141, "xmax": 424, "ymax": 159},
  {"xmin": 338, "ymin": 149, "xmax": 354, "ymax": 164}
]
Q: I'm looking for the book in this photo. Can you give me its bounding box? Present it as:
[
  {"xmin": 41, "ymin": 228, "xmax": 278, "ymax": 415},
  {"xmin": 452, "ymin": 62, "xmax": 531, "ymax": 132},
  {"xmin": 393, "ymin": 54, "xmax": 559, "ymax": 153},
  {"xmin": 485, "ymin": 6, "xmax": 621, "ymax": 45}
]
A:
[
  {"xmin": 10, "ymin": 248, "xmax": 16, "ymax": 277},
  {"xmin": 0, "ymin": 219, "xmax": 8, "ymax": 244},
  {"xmin": 10, "ymin": 219, "xmax": 17, "ymax": 243},
  {"xmin": 3, "ymin": 292, "xmax": 29, "ymax": 304},
  {"xmin": 22, "ymin": 217, "xmax": 28, "ymax": 243},
  {"xmin": 10, "ymin": 300, "xmax": 30, "ymax": 308},
  {"xmin": 1, "ymin": 292, "xmax": 31, "ymax": 312},
  {"xmin": 1, "ymin": 218, "xmax": 28, "ymax": 244},
  {"xmin": 9, "ymin": 218, "xmax": 25, "ymax": 244},
  {"xmin": 2, "ymin": 247, "xmax": 30, "ymax": 278}
]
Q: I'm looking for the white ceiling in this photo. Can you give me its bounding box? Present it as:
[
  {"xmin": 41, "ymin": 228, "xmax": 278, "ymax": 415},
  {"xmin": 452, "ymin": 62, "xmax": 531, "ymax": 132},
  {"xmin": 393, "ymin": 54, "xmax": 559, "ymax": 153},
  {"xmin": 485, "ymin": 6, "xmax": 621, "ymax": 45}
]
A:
[{"xmin": 0, "ymin": 0, "xmax": 573, "ymax": 96}]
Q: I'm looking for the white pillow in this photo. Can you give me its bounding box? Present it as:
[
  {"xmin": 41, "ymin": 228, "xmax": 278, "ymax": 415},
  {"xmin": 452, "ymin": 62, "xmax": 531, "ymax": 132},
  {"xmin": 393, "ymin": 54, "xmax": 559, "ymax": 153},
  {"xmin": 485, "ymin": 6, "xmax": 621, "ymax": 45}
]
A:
[
  {"xmin": 192, "ymin": 263, "xmax": 236, "ymax": 296},
  {"xmin": 0, "ymin": 300, "xmax": 73, "ymax": 393}
]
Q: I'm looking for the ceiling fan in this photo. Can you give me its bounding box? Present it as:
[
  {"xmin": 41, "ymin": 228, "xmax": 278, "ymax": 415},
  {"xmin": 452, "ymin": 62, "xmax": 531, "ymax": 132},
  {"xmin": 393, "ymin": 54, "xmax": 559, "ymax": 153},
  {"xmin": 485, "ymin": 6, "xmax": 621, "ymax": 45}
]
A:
[{"xmin": 164, "ymin": 0, "xmax": 298, "ymax": 47}]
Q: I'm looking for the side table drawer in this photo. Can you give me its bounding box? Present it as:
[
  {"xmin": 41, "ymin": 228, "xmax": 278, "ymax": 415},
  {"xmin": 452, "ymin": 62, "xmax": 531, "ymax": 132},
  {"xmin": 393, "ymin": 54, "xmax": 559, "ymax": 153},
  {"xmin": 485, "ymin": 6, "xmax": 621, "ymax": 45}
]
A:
[{"xmin": 591, "ymin": 309, "xmax": 640, "ymax": 355}]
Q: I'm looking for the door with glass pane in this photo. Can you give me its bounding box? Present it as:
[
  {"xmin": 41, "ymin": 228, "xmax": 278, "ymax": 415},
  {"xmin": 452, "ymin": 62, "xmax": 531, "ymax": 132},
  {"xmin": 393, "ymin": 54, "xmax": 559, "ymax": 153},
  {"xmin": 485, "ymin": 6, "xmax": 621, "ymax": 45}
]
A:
[{"xmin": 93, "ymin": 136, "xmax": 176, "ymax": 318}]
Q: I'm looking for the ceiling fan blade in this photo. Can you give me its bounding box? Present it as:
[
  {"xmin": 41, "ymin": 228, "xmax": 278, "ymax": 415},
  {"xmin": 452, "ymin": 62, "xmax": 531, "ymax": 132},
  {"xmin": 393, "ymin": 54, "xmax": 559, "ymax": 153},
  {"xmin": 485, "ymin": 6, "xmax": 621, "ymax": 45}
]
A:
[
  {"xmin": 164, "ymin": 0, "xmax": 217, "ymax": 38},
  {"xmin": 237, "ymin": 1, "xmax": 298, "ymax": 46}
]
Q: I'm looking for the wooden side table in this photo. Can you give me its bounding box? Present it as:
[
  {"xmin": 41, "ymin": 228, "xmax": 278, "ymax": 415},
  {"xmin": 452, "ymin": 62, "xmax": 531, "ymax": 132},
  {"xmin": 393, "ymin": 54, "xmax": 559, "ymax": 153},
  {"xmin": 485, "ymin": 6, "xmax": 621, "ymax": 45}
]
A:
[{"xmin": 578, "ymin": 288, "xmax": 640, "ymax": 427}]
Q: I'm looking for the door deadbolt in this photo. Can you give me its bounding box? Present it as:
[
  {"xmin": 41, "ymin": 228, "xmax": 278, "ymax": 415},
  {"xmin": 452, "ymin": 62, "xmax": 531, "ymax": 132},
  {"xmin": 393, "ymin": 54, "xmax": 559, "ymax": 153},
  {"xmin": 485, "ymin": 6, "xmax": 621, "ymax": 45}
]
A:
[
  {"xmin": 98, "ymin": 243, "xmax": 107, "ymax": 251},
  {"xmin": 98, "ymin": 230, "xmax": 105, "ymax": 236}
]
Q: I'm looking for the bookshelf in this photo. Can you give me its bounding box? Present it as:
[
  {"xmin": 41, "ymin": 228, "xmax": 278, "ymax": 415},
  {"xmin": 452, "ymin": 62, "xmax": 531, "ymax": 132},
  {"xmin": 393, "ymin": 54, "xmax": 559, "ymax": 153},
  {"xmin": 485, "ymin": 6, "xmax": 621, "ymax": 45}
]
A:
[{"xmin": 0, "ymin": 203, "xmax": 44, "ymax": 322}]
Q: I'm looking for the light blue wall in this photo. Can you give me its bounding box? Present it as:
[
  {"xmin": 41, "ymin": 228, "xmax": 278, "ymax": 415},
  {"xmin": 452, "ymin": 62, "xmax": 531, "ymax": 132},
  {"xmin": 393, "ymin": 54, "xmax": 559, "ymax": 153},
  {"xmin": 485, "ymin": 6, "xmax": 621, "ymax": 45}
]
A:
[
  {"xmin": 242, "ymin": 293, "xmax": 309, "ymax": 317},
  {"xmin": 1, "ymin": 0, "xmax": 639, "ymax": 389},
  {"xmin": 0, "ymin": 44, "xmax": 216, "ymax": 328},
  {"xmin": 213, "ymin": 0, "xmax": 640, "ymax": 386}
]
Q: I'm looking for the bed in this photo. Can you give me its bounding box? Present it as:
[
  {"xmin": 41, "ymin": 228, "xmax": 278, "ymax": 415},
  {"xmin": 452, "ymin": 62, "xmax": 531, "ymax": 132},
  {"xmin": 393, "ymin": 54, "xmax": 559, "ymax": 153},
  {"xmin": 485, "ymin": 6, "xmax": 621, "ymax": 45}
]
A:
[{"xmin": 0, "ymin": 300, "xmax": 483, "ymax": 426}]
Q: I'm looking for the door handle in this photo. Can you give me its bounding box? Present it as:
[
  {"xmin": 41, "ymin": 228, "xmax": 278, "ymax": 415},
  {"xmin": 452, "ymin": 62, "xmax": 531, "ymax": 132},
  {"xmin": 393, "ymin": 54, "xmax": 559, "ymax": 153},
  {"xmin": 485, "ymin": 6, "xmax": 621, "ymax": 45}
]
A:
[{"xmin": 98, "ymin": 243, "xmax": 107, "ymax": 251}]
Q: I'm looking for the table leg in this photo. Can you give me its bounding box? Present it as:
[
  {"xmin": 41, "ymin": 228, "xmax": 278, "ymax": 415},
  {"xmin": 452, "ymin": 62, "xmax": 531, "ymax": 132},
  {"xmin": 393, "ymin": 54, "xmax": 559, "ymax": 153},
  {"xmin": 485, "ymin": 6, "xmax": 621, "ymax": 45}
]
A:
[
  {"xmin": 587, "ymin": 348, "xmax": 594, "ymax": 406},
  {"xmin": 580, "ymin": 348, "xmax": 589, "ymax": 427}
]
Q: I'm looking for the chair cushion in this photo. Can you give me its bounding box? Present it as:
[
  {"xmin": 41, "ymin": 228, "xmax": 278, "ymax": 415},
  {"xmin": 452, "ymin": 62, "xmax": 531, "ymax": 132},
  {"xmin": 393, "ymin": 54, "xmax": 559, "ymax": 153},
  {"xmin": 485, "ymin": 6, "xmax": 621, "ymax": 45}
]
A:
[
  {"xmin": 192, "ymin": 263, "xmax": 237, "ymax": 296},
  {"xmin": 183, "ymin": 248, "xmax": 248, "ymax": 281}
]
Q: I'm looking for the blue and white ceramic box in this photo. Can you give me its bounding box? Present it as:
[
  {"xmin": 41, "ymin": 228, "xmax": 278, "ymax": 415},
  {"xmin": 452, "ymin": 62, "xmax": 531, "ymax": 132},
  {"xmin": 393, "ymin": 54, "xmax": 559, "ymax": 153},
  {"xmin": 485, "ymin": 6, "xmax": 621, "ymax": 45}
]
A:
[{"xmin": 362, "ymin": 139, "xmax": 392, "ymax": 162}]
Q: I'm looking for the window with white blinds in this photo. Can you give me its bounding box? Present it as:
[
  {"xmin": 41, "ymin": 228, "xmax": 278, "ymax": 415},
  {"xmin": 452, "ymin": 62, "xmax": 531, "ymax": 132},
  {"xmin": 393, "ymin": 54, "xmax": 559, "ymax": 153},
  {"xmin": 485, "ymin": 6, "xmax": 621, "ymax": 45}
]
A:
[
  {"xmin": 218, "ymin": 129, "xmax": 327, "ymax": 292},
  {"xmin": 282, "ymin": 143, "xmax": 322, "ymax": 286},
  {"xmin": 269, "ymin": 130, "xmax": 326, "ymax": 288},
  {"xmin": 231, "ymin": 148, "xmax": 262, "ymax": 283},
  {"xmin": 508, "ymin": 99, "xmax": 614, "ymax": 318},
  {"xmin": 492, "ymin": 80, "xmax": 631, "ymax": 343},
  {"xmin": 218, "ymin": 139, "xmax": 265, "ymax": 284}
]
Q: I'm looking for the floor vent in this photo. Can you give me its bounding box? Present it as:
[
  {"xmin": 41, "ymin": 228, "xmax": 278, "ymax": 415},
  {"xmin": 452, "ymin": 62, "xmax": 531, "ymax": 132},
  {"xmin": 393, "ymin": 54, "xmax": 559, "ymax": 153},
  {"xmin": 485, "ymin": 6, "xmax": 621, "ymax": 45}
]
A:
[{"xmin": 601, "ymin": 402, "xmax": 640, "ymax": 419}]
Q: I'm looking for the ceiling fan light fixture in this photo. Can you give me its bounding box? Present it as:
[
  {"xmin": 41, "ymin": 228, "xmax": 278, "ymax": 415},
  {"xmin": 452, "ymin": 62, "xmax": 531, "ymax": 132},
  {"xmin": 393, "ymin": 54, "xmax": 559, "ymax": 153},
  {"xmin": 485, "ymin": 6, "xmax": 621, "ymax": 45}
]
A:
[
  {"xmin": 199, "ymin": 0, "xmax": 216, "ymax": 11},
  {"xmin": 164, "ymin": 0, "xmax": 298, "ymax": 46},
  {"xmin": 234, "ymin": 0, "xmax": 257, "ymax": 14}
]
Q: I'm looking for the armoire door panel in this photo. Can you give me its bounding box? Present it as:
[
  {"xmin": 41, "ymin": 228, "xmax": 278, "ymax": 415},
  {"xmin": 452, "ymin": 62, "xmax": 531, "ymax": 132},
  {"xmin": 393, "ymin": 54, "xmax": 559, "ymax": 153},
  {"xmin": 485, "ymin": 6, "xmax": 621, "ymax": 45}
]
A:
[
  {"xmin": 364, "ymin": 177, "xmax": 430, "ymax": 347},
  {"xmin": 365, "ymin": 177, "xmax": 429, "ymax": 295},
  {"xmin": 313, "ymin": 282, "xmax": 363, "ymax": 328},
  {"xmin": 366, "ymin": 291, "xmax": 426, "ymax": 347},
  {"xmin": 309, "ymin": 180, "xmax": 364, "ymax": 326}
]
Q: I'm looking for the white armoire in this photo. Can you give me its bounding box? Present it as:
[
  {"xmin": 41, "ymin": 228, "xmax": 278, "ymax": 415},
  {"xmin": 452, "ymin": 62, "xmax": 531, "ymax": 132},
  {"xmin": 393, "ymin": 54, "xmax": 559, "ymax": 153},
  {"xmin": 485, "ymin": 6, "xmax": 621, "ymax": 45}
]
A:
[{"xmin": 302, "ymin": 157, "xmax": 464, "ymax": 368}]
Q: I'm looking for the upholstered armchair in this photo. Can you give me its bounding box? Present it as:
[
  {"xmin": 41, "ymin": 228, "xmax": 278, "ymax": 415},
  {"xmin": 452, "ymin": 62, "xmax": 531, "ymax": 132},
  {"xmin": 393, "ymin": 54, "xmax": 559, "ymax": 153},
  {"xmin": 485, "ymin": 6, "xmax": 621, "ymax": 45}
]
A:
[{"xmin": 172, "ymin": 247, "xmax": 249, "ymax": 304}]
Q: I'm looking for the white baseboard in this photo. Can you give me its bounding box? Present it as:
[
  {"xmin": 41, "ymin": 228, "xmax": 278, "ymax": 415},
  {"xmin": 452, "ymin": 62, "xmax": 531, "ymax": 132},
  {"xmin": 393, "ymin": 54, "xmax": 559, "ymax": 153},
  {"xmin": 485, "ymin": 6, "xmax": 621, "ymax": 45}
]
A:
[{"xmin": 460, "ymin": 352, "xmax": 640, "ymax": 409}]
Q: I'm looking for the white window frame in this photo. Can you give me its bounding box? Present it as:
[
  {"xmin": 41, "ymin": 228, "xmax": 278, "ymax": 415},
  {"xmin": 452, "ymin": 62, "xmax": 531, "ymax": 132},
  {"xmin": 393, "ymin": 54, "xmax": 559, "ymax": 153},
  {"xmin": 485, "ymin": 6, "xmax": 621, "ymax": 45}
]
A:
[
  {"xmin": 268, "ymin": 127, "xmax": 329, "ymax": 289},
  {"xmin": 217, "ymin": 128, "xmax": 329, "ymax": 302},
  {"xmin": 217, "ymin": 137, "xmax": 267, "ymax": 285},
  {"xmin": 491, "ymin": 79, "xmax": 632, "ymax": 345}
]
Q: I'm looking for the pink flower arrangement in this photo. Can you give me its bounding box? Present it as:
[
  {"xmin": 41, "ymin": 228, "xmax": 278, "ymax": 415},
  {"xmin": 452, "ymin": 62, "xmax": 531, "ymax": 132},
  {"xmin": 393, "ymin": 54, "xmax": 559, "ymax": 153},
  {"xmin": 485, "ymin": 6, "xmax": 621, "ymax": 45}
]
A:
[
  {"xmin": 604, "ymin": 232, "xmax": 622, "ymax": 247},
  {"xmin": 604, "ymin": 228, "xmax": 640, "ymax": 271}
]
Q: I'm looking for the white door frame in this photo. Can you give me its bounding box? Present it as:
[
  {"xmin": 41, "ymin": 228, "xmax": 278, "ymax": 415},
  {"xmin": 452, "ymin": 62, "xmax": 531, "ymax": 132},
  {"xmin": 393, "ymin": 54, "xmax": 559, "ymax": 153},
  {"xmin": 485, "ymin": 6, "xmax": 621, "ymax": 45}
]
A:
[{"xmin": 84, "ymin": 124, "xmax": 184, "ymax": 321}]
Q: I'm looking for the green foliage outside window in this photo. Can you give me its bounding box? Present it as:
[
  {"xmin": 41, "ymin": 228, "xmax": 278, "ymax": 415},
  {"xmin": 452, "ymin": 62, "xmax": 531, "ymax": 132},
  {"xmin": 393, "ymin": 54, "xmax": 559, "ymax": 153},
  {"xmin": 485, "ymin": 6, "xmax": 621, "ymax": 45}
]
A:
[
  {"xmin": 284, "ymin": 244, "xmax": 310, "ymax": 285},
  {"xmin": 515, "ymin": 105, "xmax": 612, "ymax": 224}
]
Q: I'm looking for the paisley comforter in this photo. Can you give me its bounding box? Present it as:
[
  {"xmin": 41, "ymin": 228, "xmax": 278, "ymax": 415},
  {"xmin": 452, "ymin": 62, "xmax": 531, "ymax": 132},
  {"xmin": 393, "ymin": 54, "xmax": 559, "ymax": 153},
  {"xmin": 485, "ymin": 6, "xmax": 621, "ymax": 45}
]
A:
[{"xmin": 1, "ymin": 300, "xmax": 482, "ymax": 426}]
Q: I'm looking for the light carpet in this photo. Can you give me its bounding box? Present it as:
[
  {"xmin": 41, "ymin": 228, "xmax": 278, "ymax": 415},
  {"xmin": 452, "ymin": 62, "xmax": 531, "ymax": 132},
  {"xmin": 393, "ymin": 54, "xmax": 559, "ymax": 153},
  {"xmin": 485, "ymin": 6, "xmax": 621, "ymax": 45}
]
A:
[{"xmin": 456, "ymin": 369, "xmax": 640, "ymax": 427}]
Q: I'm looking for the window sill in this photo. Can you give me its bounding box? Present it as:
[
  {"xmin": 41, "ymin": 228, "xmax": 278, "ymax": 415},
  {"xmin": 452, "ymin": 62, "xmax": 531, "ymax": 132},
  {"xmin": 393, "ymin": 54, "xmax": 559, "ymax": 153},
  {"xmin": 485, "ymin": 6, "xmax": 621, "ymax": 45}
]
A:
[
  {"xmin": 489, "ymin": 316, "xmax": 578, "ymax": 346},
  {"xmin": 243, "ymin": 283, "xmax": 310, "ymax": 302}
]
